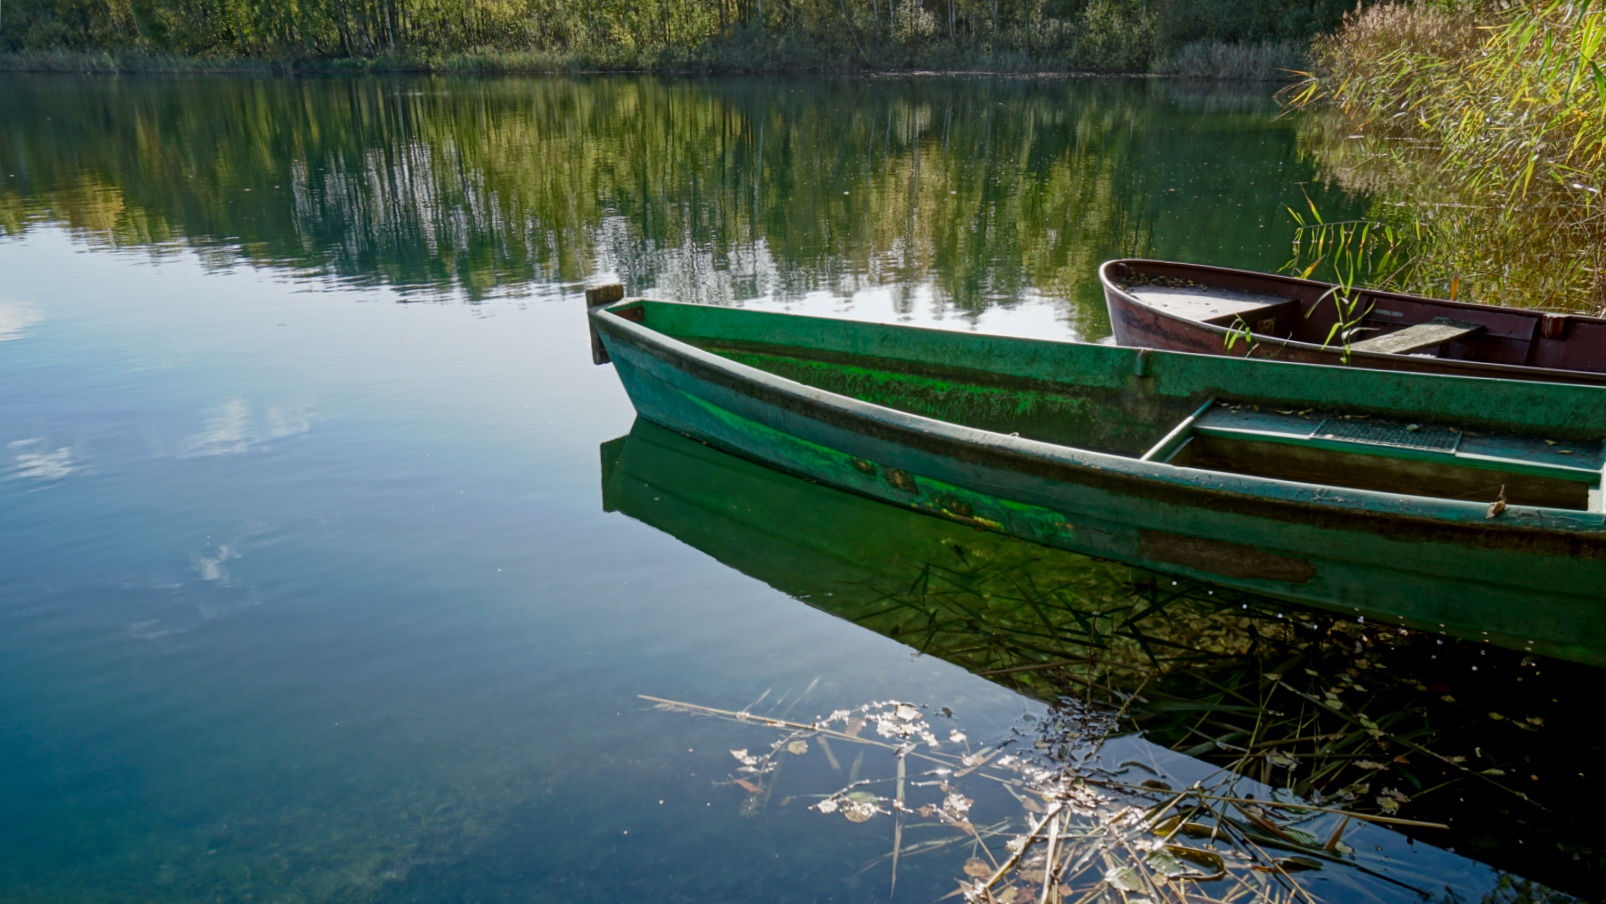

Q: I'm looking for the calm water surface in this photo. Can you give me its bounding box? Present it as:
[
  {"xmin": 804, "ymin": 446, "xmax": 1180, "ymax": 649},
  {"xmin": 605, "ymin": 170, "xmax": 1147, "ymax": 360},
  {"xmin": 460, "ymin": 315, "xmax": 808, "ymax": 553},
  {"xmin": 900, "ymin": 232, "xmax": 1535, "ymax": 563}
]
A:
[{"xmin": 0, "ymin": 74, "xmax": 1586, "ymax": 902}]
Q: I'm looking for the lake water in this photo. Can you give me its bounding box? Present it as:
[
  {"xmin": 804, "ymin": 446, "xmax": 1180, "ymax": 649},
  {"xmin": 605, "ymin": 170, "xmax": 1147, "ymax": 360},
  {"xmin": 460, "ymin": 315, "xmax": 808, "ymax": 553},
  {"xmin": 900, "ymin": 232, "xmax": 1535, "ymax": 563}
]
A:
[{"xmin": 0, "ymin": 74, "xmax": 1591, "ymax": 902}]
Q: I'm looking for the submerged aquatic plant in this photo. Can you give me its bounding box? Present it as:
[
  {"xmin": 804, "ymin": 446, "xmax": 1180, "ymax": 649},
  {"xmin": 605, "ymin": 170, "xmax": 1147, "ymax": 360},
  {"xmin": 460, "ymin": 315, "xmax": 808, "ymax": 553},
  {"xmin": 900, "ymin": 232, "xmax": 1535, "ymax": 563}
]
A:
[
  {"xmin": 795, "ymin": 540, "xmax": 1606, "ymax": 896},
  {"xmin": 644, "ymin": 691, "xmax": 1506, "ymax": 903}
]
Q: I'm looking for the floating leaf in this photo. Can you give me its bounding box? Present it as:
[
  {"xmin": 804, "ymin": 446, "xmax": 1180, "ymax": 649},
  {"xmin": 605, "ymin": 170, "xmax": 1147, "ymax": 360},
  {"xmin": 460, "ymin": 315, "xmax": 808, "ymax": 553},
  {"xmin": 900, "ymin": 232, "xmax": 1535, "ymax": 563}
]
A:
[
  {"xmin": 942, "ymin": 791, "xmax": 974, "ymax": 821},
  {"xmin": 787, "ymin": 740, "xmax": 809, "ymax": 755},
  {"xmin": 1167, "ymin": 846, "xmax": 1227, "ymax": 879},
  {"xmin": 843, "ymin": 801, "xmax": 877, "ymax": 823},
  {"xmin": 1104, "ymin": 866, "xmax": 1147, "ymax": 892},
  {"xmin": 1282, "ymin": 827, "xmax": 1322, "ymax": 848},
  {"xmin": 962, "ymin": 858, "xmax": 992, "ymax": 879},
  {"xmin": 1145, "ymin": 848, "xmax": 1192, "ymax": 879}
]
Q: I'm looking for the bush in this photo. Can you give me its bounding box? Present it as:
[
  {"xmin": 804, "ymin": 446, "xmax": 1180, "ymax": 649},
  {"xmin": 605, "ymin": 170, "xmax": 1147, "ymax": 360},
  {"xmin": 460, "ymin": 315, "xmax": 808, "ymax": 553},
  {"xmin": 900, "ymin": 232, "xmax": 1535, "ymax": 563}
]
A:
[{"xmin": 1070, "ymin": 0, "xmax": 1157, "ymax": 71}]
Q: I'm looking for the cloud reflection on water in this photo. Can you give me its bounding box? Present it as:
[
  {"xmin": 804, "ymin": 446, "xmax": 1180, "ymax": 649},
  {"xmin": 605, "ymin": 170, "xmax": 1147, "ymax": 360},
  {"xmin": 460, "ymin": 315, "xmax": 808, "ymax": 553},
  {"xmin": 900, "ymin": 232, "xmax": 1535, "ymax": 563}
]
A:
[
  {"xmin": 0, "ymin": 299, "xmax": 43, "ymax": 341},
  {"xmin": 6, "ymin": 438, "xmax": 79, "ymax": 481},
  {"xmin": 177, "ymin": 397, "xmax": 313, "ymax": 458}
]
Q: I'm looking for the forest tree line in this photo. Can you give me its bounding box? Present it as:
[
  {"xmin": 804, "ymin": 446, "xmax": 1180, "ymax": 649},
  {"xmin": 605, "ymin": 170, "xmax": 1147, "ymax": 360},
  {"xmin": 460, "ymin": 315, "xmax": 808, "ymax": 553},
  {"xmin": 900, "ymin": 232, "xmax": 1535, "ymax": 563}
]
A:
[{"xmin": 0, "ymin": 0, "xmax": 1369, "ymax": 71}]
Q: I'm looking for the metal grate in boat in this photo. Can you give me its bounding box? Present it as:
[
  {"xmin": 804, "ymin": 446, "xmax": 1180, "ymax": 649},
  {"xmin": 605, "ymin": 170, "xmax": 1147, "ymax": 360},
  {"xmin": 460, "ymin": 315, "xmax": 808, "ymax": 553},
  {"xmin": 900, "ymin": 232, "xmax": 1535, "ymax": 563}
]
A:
[{"xmin": 1313, "ymin": 418, "xmax": 1460, "ymax": 453}]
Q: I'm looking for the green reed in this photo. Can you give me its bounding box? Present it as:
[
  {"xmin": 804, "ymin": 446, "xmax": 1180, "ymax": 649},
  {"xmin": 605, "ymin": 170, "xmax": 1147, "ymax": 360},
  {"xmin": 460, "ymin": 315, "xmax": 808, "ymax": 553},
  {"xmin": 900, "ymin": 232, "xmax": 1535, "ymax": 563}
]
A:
[{"xmin": 1286, "ymin": 1, "xmax": 1606, "ymax": 313}]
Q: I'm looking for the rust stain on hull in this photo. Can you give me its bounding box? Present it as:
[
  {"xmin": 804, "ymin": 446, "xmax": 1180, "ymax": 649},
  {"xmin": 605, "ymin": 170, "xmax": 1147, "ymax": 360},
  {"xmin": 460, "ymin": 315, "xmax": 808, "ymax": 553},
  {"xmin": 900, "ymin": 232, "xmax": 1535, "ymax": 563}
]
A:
[{"xmin": 1138, "ymin": 530, "xmax": 1317, "ymax": 584}]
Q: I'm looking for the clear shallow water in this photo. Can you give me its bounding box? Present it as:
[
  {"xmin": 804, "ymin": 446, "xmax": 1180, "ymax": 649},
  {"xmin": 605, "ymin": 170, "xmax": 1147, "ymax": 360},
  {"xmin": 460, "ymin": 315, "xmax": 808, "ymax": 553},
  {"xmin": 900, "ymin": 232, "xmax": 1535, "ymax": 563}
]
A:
[{"xmin": 0, "ymin": 74, "xmax": 1580, "ymax": 902}]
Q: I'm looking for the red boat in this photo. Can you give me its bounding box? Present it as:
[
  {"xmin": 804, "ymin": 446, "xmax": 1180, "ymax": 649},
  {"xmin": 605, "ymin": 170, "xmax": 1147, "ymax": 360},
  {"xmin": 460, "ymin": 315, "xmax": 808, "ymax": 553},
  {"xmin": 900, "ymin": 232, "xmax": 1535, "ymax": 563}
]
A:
[{"xmin": 1100, "ymin": 259, "xmax": 1606, "ymax": 385}]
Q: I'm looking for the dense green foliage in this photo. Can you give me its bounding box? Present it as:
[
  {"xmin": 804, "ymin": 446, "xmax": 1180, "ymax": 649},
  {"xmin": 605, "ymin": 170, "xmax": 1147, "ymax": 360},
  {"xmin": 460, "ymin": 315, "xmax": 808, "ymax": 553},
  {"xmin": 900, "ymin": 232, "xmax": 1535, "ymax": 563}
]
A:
[
  {"xmin": 0, "ymin": 0, "xmax": 1364, "ymax": 72},
  {"xmin": 1291, "ymin": 1, "xmax": 1606, "ymax": 312}
]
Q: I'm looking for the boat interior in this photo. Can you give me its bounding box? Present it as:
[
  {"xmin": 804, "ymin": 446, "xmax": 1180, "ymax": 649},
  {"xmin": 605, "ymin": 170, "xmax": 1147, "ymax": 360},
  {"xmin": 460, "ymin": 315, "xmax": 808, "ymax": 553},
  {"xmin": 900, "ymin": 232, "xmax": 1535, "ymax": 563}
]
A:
[
  {"xmin": 696, "ymin": 338, "xmax": 1606, "ymax": 514},
  {"xmin": 1114, "ymin": 264, "xmax": 1606, "ymax": 373},
  {"xmin": 1141, "ymin": 399, "xmax": 1606, "ymax": 512}
]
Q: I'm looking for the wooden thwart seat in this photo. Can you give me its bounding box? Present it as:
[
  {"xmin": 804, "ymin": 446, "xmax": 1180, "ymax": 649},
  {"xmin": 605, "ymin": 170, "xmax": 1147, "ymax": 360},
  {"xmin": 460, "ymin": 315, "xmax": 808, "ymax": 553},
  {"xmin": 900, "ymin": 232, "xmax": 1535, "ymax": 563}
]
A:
[
  {"xmin": 1349, "ymin": 317, "xmax": 1485, "ymax": 356},
  {"xmin": 1128, "ymin": 286, "xmax": 1291, "ymax": 326}
]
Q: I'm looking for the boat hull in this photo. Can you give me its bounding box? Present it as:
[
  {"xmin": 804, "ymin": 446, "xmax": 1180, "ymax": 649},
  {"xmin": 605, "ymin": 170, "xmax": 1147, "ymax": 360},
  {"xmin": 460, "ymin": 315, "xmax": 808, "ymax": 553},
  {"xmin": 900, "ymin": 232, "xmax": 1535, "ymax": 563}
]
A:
[
  {"xmin": 593, "ymin": 302, "xmax": 1606, "ymax": 666},
  {"xmin": 1101, "ymin": 259, "xmax": 1606, "ymax": 385}
]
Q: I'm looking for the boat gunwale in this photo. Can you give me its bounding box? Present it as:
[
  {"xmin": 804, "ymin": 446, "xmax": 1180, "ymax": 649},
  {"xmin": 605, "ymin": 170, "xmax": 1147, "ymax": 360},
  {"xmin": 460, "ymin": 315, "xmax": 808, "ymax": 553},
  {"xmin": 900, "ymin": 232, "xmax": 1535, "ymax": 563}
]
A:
[
  {"xmin": 1099, "ymin": 258, "xmax": 1606, "ymax": 384},
  {"xmin": 592, "ymin": 299, "xmax": 1606, "ymax": 543}
]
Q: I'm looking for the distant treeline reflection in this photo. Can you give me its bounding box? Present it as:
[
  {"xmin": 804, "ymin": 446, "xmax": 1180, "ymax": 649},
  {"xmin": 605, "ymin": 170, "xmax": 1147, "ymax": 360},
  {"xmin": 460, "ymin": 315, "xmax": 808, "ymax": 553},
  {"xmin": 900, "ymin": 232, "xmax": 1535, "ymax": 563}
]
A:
[{"xmin": 0, "ymin": 75, "xmax": 1352, "ymax": 325}]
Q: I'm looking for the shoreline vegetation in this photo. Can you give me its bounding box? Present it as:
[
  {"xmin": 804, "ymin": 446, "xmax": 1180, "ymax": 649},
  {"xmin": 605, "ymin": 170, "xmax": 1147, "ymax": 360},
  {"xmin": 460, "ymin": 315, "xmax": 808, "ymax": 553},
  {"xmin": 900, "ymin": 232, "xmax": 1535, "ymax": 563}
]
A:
[
  {"xmin": 0, "ymin": 40, "xmax": 1310, "ymax": 78},
  {"xmin": 0, "ymin": 0, "xmax": 1352, "ymax": 79},
  {"xmin": 1289, "ymin": 1, "xmax": 1606, "ymax": 313}
]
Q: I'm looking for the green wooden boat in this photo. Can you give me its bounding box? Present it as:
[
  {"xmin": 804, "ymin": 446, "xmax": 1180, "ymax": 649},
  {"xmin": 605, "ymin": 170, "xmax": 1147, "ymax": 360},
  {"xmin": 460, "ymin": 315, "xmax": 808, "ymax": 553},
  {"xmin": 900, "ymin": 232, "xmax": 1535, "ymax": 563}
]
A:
[{"xmin": 589, "ymin": 295, "xmax": 1606, "ymax": 666}]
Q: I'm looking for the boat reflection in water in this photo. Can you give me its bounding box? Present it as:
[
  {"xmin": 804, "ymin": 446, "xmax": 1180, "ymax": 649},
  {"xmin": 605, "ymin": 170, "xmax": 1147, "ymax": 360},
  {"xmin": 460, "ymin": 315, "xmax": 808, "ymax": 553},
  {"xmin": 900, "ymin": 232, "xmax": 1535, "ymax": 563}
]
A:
[{"xmin": 602, "ymin": 419, "xmax": 1597, "ymax": 901}]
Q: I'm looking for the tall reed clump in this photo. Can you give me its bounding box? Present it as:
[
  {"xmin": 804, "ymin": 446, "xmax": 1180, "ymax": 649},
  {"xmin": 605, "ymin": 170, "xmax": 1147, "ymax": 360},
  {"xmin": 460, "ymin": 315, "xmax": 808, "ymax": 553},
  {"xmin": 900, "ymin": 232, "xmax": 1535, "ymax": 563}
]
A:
[{"xmin": 1287, "ymin": 1, "xmax": 1606, "ymax": 313}]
